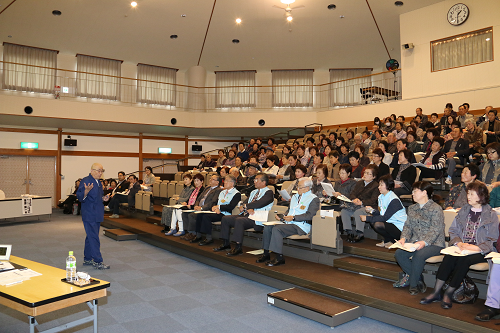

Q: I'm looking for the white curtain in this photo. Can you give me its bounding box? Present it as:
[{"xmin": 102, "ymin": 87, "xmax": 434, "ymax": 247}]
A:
[
  {"xmin": 329, "ymin": 69, "xmax": 372, "ymax": 107},
  {"xmin": 272, "ymin": 70, "xmax": 313, "ymax": 108},
  {"xmin": 76, "ymin": 54, "xmax": 121, "ymax": 100},
  {"xmin": 432, "ymin": 28, "xmax": 493, "ymax": 72},
  {"xmin": 137, "ymin": 64, "xmax": 177, "ymax": 106},
  {"xmin": 215, "ymin": 71, "xmax": 255, "ymax": 108},
  {"xmin": 2, "ymin": 43, "xmax": 57, "ymax": 94}
]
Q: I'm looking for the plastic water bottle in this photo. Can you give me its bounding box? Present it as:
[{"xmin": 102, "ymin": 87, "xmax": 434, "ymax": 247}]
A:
[{"xmin": 66, "ymin": 251, "xmax": 77, "ymax": 282}]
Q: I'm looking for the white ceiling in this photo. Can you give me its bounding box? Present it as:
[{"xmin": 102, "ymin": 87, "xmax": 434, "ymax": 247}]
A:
[{"xmin": 0, "ymin": 0, "xmax": 443, "ymax": 72}]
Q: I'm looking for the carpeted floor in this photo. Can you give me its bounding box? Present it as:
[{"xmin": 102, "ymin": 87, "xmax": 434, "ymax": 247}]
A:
[{"xmin": 0, "ymin": 211, "xmax": 413, "ymax": 333}]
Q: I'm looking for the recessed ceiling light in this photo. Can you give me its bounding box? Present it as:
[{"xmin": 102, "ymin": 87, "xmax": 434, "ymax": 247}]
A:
[
  {"xmin": 286, "ymin": 16, "xmax": 293, "ymax": 22},
  {"xmin": 52, "ymin": 10, "xmax": 62, "ymax": 16},
  {"xmin": 170, "ymin": 35, "xmax": 178, "ymax": 39},
  {"xmin": 236, "ymin": 18, "xmax": 242, "ymax": 24},
  {"xmin": 327, "ymin": 4, "xmax": 336, "ymax": 10},
  {"xmin": 486, "ymin": 38, "xmax": 491, "ymax": 41},
  {"xmin": 232, "ymin": 39, "xmax": 240, "ymax": 44},
  {"xmin": 339, "ymin": 15, "xmax": 345, "ymax": 18},
  {"xmin": 280, "ymin": 0, "xmax": 295, "ymax": 4},
  {"xmin": 131, "ymin": 1, "xmax": 137, "ymax": 7},
  {"xmin": 181, "ymin": 14, "xmax": 186, "ymax": 17},
  {"xmin": 8, "ymin": 35, "xmax": 12, "ymax": 38},
  {"xmin": 395, "ymin": 1, "xmax": 404, "ymax": 6}
]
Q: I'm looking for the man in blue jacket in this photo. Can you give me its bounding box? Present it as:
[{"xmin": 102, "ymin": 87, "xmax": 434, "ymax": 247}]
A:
[{"xmin": 76, "ymin": 163, "xmax": 110, "ymax": 270}]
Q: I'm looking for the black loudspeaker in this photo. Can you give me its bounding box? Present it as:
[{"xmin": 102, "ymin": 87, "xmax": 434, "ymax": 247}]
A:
[
  {"xmin": 258, "ymin": 119, "xmax": 265, "ymax": 126},
  {"xmin": 24, "ymin": 106, "xmax": 33, "ymax": 114},
  {"xmin": 192, "ymin": 144, "xmax": 202, "ymax": 152},
  {"xmin": 171, "ymin": 118, "xmax": 177, "ymax": 125},
  {"xmin": 64, "ymin": 139, "xmax": 77, "ymax": 146}
]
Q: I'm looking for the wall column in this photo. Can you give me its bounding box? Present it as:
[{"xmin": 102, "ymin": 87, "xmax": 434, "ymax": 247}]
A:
[
  {"xmin": 56, "ymin": 128, "xmax": 62, "ymax": 203},
  {"xmin": 184, "ymin": 135, "xmax": 189, "ymax": 166},
  {"xmin": 187, "ymin": 66, "xmax": 206, "ymax": 112},
  {"xmin": 139, "ymin": 133, "xmax": 143, "ymax": 179}
]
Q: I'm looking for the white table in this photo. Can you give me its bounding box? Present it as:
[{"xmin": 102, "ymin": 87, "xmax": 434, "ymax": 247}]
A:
[{"xmin": 0, "ymin": 196, "xmax": 52, "ymax": 220}]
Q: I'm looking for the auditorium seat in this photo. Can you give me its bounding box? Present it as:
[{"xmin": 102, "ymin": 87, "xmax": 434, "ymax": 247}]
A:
[
  {"xmin": 160, "ymin": 181, "xmax": 169, "ymax": 198},
  {"xmin": 135, "ymin": 191, "xmax": 144, "ymax": 211},
  {"xmin": 153, "ymin": 181, "xmax": 161, "ymax": 197},
  {"xmin": 174, "ymin": 172, "xmax": 183, "ymax": 182},
  {"xmin": 167, "ymin": 181, "xmax": 177, "ymax": 198}
]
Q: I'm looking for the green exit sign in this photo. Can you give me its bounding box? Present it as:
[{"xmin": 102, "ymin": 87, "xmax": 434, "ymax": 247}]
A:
[
  {"xmin": 20, "ymin": 142, "xmax": 39, "ymax": 149},
  {"xmin": 158, "ymin": 147, "xmax": 172, "ymax": 154}
]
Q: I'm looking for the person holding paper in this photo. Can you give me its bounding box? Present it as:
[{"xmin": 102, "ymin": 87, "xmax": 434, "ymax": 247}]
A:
[
  {"xmin": 214, "ymin": 173, "xmax": 274, "ymax": 256},
  {"xmin": 324, "ymin": 164, "xmax": 357, "ymax": 211},
  {"xmin": 311, "ymin": 164, "xmax": 331, "ymax": 199},
  {"xmin": 257, "ymin": 178, "xmax": 320, "ymax": 266},
  {"xmin": 163, "ymin": 173, "xmax": 194, "ymax": 234},
  {"xmin": 415, "ymin": 137, "xmax": 446, "ymax": 180},
  {"xmin": 341, "ymin": 164, "xmax": 380, "ymax": 243},
  {"xmin": 421, "ymin": 182, "xmax": 499, "ymax": 309},
  {"xmin": 196, "ymin": 175, "xmax": 241, "ymax": 246},
  {"xmin": 277, "ymin": 165, "xmax": 308, "ymax": 206},
  {"xmin": 360, "ymin": 175, "xmax": 406, "ymax": 248},
  {"xmin": 393, "ymin": 181, "xmax": 445, "ymax": 295}
]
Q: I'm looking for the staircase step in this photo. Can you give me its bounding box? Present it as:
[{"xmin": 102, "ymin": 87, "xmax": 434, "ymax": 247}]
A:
[
  {"xmin": 342, "ymin": 237, "xmax": 396, "ymax": 262},
  {"xmin": 334, "ymin": 256, "xmax": 400, "ymax": 281},
  {"xmin": 146, "ymin": 215, "xmax": 162, "ymax": 225},
  {"xmin": 267, "ymin": 287, "xmax": 362, "ymax": 328},
  {"xmin": 103, "ymin": 228, "xmax": 137, "ymax": 241}
]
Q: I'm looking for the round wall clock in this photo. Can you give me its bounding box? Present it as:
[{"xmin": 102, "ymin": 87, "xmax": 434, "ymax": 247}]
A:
[{"xmin": 447, "ymin": 3, "xmax": 469, "ymax": 26}]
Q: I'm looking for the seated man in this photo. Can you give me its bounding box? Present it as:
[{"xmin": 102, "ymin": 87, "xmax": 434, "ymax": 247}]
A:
[
  {"xmin": 181, "ymin": 174, "xmax": 222, "ymax": 242},
  {"xmin": 444, "ymin": 164, "xmax": 479, "ymax": 209},
  {"xmin": 230, "ymin": 166, "xmax": 245, "ymax": 188},
  {"xmin": 196, "ymin": 175, "xmax": 241, "ymax": 246},
  {"xmin": 203, "ymin": 154, "xmax": 217, "ymax": 169},
  {"xmin": 108, "ymin": 175, "xmax": 141, "ymax": 218},
  {"xmin": 241, "ymin": 163, "xmax": 260, "ymax": 196},
  {"xmin": 350, "ymin": 133, "xmax": 369, "ymax": 152},
  {"xmin": 257, "ymin": 178, "xmax": 320, "ymax": 266},
  {"xmin": 443, "ymin": 126, "xmax": 470, "ymax": 185},
  {"xmin": 214, "ymin": 173, "xmax": 274, "ymax": 256}
]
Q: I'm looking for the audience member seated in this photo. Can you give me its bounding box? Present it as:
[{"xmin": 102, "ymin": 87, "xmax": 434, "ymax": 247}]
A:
[
  {"xmin": 444, "ymin": 164, "xmax": 479, "ymax": 210},
  {"xmin": 304, "ymin": 146, "xmax": 318, "ymax": 170},
  {"xmin": 423, "ymin": 128, "xmax": 440, "ymax": 153},
  {"xmin": 479, "ymin": 142, "xmax": 500, "ymax": 185},
  {"xmin": 278, "ymin": 165, "xmax": 308, "ymax": 206},
  {"xmin": 346, "ymin": 130, "xmax": 355, "ymax": 147},
  {"xmin": 482, "ymin": 109, "xmax": 500, "ymax": 145},
  {"xmin": 443, "ymin": 126, "xmax": 470, "ymax": 185},
  {"xmin": 296, "ymin": 145, "xmax": 309, "ymax": 166},
  {"xmin": 195, "ymin": 175, "xmax": 241, "ymax": 246},
  {"xmin": 163, "ymin": 173, "xmax": 195, "ymax": 234},
  {"xmin": 181, "ymin": 174, "xmax": 222, "ymax": 242},
  {"xmin": 420, "ymin": 182, "xmax": 499, "ymax": 309},
  {"xmin": 234, "ymin": 156, "xmax": 244, "ymax": 171},
  {"xmin": 457, "ymin": 104, "xmax": 474, "ymax": 128},
  {"xmin": 195, "ymin": 155, "xmax": 205, "ymax": 170},
  {"xmin": 442, "ymin": 115, "xmax": 457, "ymax": 136},
  {"xmin": 370, "ymin": 148, "xmax": 390, "ymax": 177},
  {"xmin": 354, "ymin": 144, "xmax": 370, "ymax": 168},
  {"xmin": 386, "ymin": 133, "xmax": 398, "ymax": 155},
  {"xmin": 240, "ymin": 163, "xmax": 260, "ymax": 197},
  {"xmin": 341, "ymin": 164, "xmax": 380, "ymax": 243},
  {"xmin": 360, "ymin": 175, "xmax": 406, "ymax": 248},
  {"xmin": 389, "ymin": 139, "xmax": 417, "ymax": 168},
  {"xmin": 257, "ymin": 178, "xmax": 320, "ymax": 267},
  {"xmin": 306, "ymin": 153, "xmax": 323, "ymax": 177},
  {"xmin": 372, "ymin": 129, "xmax": 385, "ymax": 149},
  {"xmin": 324, "ymin": 164, "xmax": 357, "ymax": 211},
  {"xmin": 327, "ymin": 150, "xmax": 340, "ymax": 180},
  {"xmin": 276, "ymin": 154, "xmax": 294, "ymax": 182},
  {"xmin": 319, "ymin": 138, "xmax": 331, "ymax": 155},
  {"xmin": 262, "ymin": 155, "xmax": 279, "ymax": 177},
  {"xmin": 216, "ymin": 149, "xmax": 226, "ymax": 167},
  {"xmin": 428, "ymin": 113, "xmax": 442, "ymax": 132},
  {"xmin": 463, "ymin": 119, "xmax": 484, "ymax": 156},
  {"xmin": 223, "ymin": 149, "xmax": 237, "ymax": 167},
  {"xmin": 245, "ymin": 138, "xmax": 255, "ymax": 153},
  {"xmin": 334, "ymin": 136, "xmax": 345, "ymax": 153},
  {"xmin": 230, "ymin": 167, "xmax": 245, "ymax": 188},
  {"xmin": 391, "ymin": 149, "xmax": 417, "ymax": 197},
  {"xmin": 361, "ymin": 131, "xmax": 372, "ymax": 149},
  {"xmin": 143, "ymin": 166, "xmax": 155, "ymax": 190},
  {"xmin": 382, "ymin": 117, "xmax": 395, "ymax": 134},
  {"xmin": 348, "ymin": 151, "xmax": 363, "ymax": 179},
  {"xmin": 406, "ymin": 131, "xmax": 423, "ymax": 153},
  {"xmin": 214, "ymin": 173, "xmax": 274, "ymax": 256},
  {"xmin": 339, "ymin": 143, "xmax": 350, "ymax": 164},
  {"xmin": 416, "ymin": 137, "xmax": 446, "ymax": 180},
  {"xmin": 393, "ymin": 122, "xmax": 407, "ymax": 140},
  {"xmin": 203, "ymin": 154, "xmax": 217, "ymax": 169},
  {"xmin": 218, "ymin": 166, "xmax": 230, "ymax": 186},
  {"xmin": 351, "ymin": 134, "xmax": 369, "ymax": 152},
  {"xmin": 304, "ymin": 137, "xmax": 315, "ymax": 157},
  {"xmin": 60, "ymin": 178, "xmax": 82, "ymax": 214},
  {"xmin": 312, "ymin": 164, "xmax": 331, "ymax": 199},
  {"xmin": 377, "ymin": 141, "xmax": 393, "ymax": 166},
  {"xmin": 108, "ymin": 175, "xmax": 141, "ymax": 218},
  {"xmin": 237, "ymin": 142, "xmax": 250, "ymax": 162},
  {"xmin": 258, "ymin": 147, "xmax": 267, "ymax": 165},
  {"xmin": 393, "ymin": 181, "xmax": 445, "ymax": 295},
  {"xmin": 244, "ymin": 156, "xmax": 261, "ymax": 176},
  {"xmin": 281, "ymin": 145, "xmax": 292, "ymax": 160}
]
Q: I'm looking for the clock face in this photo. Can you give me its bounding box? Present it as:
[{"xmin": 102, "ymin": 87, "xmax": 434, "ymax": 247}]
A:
[{"xmin": 447, "ymin": 3, "xmax": 469, "ymax": 26}]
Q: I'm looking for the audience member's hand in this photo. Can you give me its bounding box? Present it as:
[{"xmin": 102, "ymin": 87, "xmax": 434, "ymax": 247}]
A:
[
  {"xmin": 194, "ymin": 206, "xmax": 202, "ymax": 211},
  {"xmin": 365, "ymin": 206, "xmax": 373, "ymax": 213},
  {"xmin": 283, "ymin": 215, "xmax": 293, "ymax": 222},
  {"xmin": 414, "ymin": 241, "xmax": 426, "ymax": 250},
  {"xmin": 359, "ymin": 215, "xmax": 366, "ymax": 222},
  {"xmin": 276, "ymin": 175, "xmax": 283, "ymax": 180},
  {"xmin": 397, "ymin": 238, "xmax": 406, "ymax": 245},
  {"xmin": 394, "ymin": 183, "xmax": 401, "ymax": 188},
  {"xmin": 212, "ymin": 206, "xmax": 221, "ymax": 214},
  {"xmin": 239, "ymin": 206, "xmax": 245, "ymax": 212},
  {"xmin": 247, "ymin": 209, "xmax": 254, "ymax": 215},
  {"xmin": 352, "ymin": 198, "xmax": 362, "ymax": 206},
  {"xmin": 333, "ymin": 192, "xmax": 340, "ymax": 197}
]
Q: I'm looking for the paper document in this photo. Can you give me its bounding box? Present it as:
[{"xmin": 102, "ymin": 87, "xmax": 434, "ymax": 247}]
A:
[
  {"xmin": 389, "ymin": 242, "xmax": 418, "ymax": 252},
  {"xmin": 162, "ymin": 204, "xmax": 185, "ymax": 209},
  {"xmin": 0, "ymin": 261, "xmax": 15, "ymax": 271},
  {"xmin": 263, "ymin": 221, "xmax": 285, "ymax": 226},
  {"xmin": 248, "ymin": 210, "xmax": 269, "ymax": 222},
  {"xmin": 440, "ymin": 245, "xmax": 481, "ymax": 256},
  {"xmin": 337, "ymin": 194, "xmax": 352, "ymax": 203},
  {"xmin": 194, "ymin": 210, "xmax": 217, "ymax": 214},
  {"xmin": 279, "ymin": 190, "xmax": 291, "ymax": 201},
  {"xmin": 0, "ymin": 269, "xmax": 31, "ymax": 286},
  {"xmin": 444, "ymin": 208, "xmax": 459, "ymax": 213},
  {"xmin": 412, "ymin": 162, "xmax": 427, "ymax": 168},
  {"xmin": 181, "ymin": 210, "xmax": 196, "ymax": 213},
  {"xmin": 485, "ymin": 252, "xmax": 500, "ymax": 259},
  {"xmin": 321, "ymin": 183, "xmax": 335, "ymax": 196},
  {"xmin": 394, "ymin": 180, "xmax": 403, "ymax": 186}
]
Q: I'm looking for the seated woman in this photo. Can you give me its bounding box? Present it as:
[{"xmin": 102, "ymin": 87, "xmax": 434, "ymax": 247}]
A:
[
  {"xmin": 416, "ymin": 137, "xmax": 446, "ymax": 180},
  {"xmin": 391, "ymin": 149, "xmax": 417, "ymax": 197},
  {"xmin": 277, "ymin": 165, "xmax": 308, "ymax": 206},
  {"xmin": 61, "ymin": 178, "xmax": 82, "ymax": 214},
  {"xmin": 348, "ymin": 151, "xmax": 363, "ymax": 179},
  {"xmin": 306, "ymin": 153, "xmax": 323, "ymax": 177},
  {"xmin": 262, "ymin": 155, "xmax": 279, "ymax": 176},
  {"xmin": 276, "ymin": 154, "xmax": 293, "ymax": 183},
  {"xmin": 354, "ymin": 144, "xmax": 370, "ymax": 169},
  {"xmin": 327, "ymin": 150, "xmax": 340, "ymax": 181},
  {"xmin": 338, "ymin": 143, "xmax": 349, "ymax": 164},
  {"xmin": 164, "ymin": 173, "xmax": 204, "ymax": 236},
  {"xmin": 216, "ymin": 149, "xmax": 227, "ymax": 168},
  {"xmin": 370, "ymin": 148, "xmax": 390, "ymax": 177},
  {"xmin": 393, "ymin": 122, "xmax": 407, "ymax": 140},
  {"xmin": 422, "ymin": 128, "xmax": 440, "ymax": 153},
  {"xmin": 378, "ymin": 141, "xmax": 393, "ymax": 166},
  {"xmin": 420, "ymin": 182, "xmax": 499, "ymax": 309},
  {"xmin": 334, "ymin": 136, "xmax": 345, "ymax": 154},
  {"xmin": 480, "ymin": 142, "xmax": 500, "ymax": 186},
  {"xmin": 445, "ymin": 164, "xmax": 479, "ymax": 210},
  {"xmin": 322, "ymin": 145, "xmax": 333, "ymax": 166},
  {"xmin": 311, "ymin": 164, "xmax": 331, "ymax": 200},
  {"xmin": 341, "ymin": 164, "xmax": 380, "ymax": 243},
  {"xmin": 463, "ymin": 118, "xmax": 484, "ymax": 156},
  {"xmin": 143, "ymin": 166, "xmax": 155, "ymax": 190},
  {"xmin": 323, "ymin": 163, "xmax": 357, "ymax": 211},
  {"xmin": 218, "ymin": 166, "xmax": 230, "ymax": 187},
  {"xmin": 393, "ymin": 181, "xmax": 445, "ymax": 295},
  {"xmin": 224, "ymin": 149, "xmax": 237, "ymax": 167},
  {"xmin": 406, "ymin": 131, "xmax": 423, "ymax": 153},
  {"xmin": 319, "ymin": 138, "xmax": 331, "ymax": 155},
  {"xmin": 360, "ymin": 175, "xmax": 407, "ymax": 248}
]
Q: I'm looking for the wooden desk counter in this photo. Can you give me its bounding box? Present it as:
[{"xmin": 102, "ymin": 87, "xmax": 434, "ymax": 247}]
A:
[{"xmin": 0, "ymin": 256, "xmax": 110, "ymax": 317}]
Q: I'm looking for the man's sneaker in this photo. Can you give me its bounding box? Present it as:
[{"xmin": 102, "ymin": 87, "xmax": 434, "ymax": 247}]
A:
[
  {"xmin": 109, "ymin": 214, "xmax": 119, "ymax": 218},
  {"xmin": 93, "ymin": 262, "xmax": 110, "ymax": 270},
  {"xmin": 445, "ymin": 177, "xmax": 453, "ymax": 185},
  {"xmin": 393, "ymin": 273, "xmax": 410, "ymax": 288},
  {"xmin": 375, "ymin": 241, "xmax": 386, "ymax": 247},
  {"xmin": 104, "ymin": 206, "xmax": 110, "ymax": 211},
  {"xmin": 83, "ymin": 259, "xmax": 94, "ymax": 266}
]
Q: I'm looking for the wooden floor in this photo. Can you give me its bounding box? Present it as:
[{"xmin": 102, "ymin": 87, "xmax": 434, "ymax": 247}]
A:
[{"xmin": 102, "ymin": 215, "xmax": 500, "ymax": 333}]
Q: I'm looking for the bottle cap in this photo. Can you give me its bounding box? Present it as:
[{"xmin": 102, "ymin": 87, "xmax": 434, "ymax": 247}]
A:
[{"xmin": 69, "ymin": 251, "xmax": 73, "ymax": 256}]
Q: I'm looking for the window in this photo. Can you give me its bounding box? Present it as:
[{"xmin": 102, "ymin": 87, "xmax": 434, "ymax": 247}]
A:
[
  {"xmin": 137, "ymin": 64, "xmax": 177, "ymax": 106},
  {"xmin": 272, "ymin": 69, "xmax": 313, "ymax": 108},
  {"xmin": 431, "ymin": 27, "xmax": 493, "ymax": 72},
  {"xmin": 215, "ymin": 71, "xmax": 256, "ymax": 108},
  {"xmin": 329, "ymin": 69, "xmax": 372, "ymax": 107},
  {"xmin": 76, "ymin": 54, "xmax": 122, "ymax": 100},
  {"xmin": 2, "ymin": 43, "xmax": 57, "ymax": 94}
]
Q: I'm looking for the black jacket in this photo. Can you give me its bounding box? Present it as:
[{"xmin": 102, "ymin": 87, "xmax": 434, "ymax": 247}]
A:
[{"xmin": 442, "ymin": 138, "xmax": 470, "ymax": 164}]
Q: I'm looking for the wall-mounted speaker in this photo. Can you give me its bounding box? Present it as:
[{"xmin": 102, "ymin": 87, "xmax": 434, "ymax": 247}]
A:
[
  {"xmin": 24, "ymin": 106, "xmax": 33, "ymax": 114},
  {"xmin": 171, "ymin": 118, "xmax": 177, "ymax": 125},
  {"xmin": 192, "ymin": 144, "xmax": 202, "ymax": 152},
  {"xmin": 258, "ymin": 119, "xmax": 265, "ymax": 126},
  {"xmin": 64, "ymin": 139, "xmax": 77, "ymax": 146}
]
